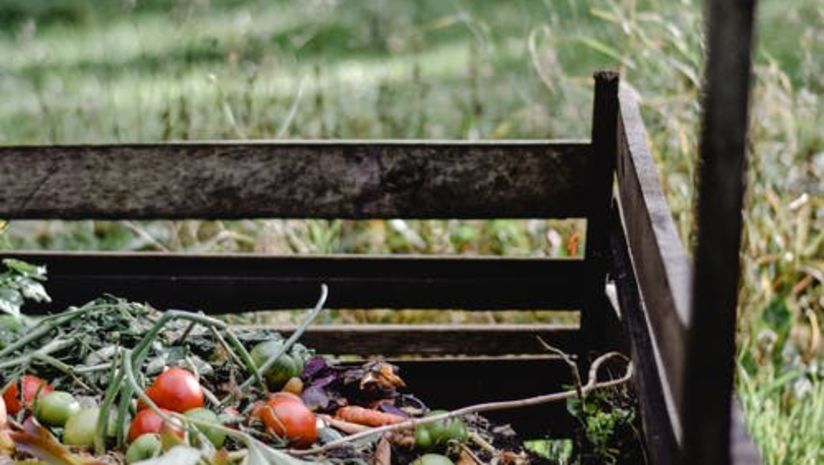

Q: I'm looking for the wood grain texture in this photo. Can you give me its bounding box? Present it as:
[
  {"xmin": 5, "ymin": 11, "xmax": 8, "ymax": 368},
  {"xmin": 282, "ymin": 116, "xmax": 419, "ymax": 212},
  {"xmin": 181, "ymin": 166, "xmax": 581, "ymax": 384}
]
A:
[
  {"xmin": 250, "ymin": 323, "xmax": 580, "ymax": 356},
  {"xmin": 683, "ymin": 1, "xmax": 758, "ymax": 464},
  {"xmin": 1, "ymin": 251, "xmax": 587, "ymax": 313},
  {"xmin": 0, "ymin": 141, "xmax": 590, "ymax": 220},
  {"xmin": 609, "ymin": 209, "xmax": 680, "ymax": 465},
  {"xmin": 580, "ymin": 71, "xmax": 620, "ymax": 364},
  {"xmin": 616, "ymin": 85, "xmax": 691, "ymax": 420}
]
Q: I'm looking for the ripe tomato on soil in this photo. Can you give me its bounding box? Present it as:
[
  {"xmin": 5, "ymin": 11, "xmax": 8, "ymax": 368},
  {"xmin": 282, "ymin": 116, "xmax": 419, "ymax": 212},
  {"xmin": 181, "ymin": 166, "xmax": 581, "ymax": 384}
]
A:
[
  {"xmin": 142, "ymin": 367, "xmax": 204, "ymax": 413},
  {"xmin": 2, "ymin": 375, "xmax": 53, "ymax": 415},
  {"xmin": 259, "ymin": 392, "xmax": 317, "ymax": 448},
  {"xmin": 128, "ymin": 408, "xmax": 184, "ymax": 443}
]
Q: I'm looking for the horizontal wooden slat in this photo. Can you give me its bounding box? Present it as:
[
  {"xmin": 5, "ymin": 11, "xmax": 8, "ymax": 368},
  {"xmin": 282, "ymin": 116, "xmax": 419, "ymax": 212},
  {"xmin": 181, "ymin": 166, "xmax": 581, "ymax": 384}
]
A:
[
  {"xmin": 390, "ymin": 357, "xmax": 578, "ymax": 437},
  {"xmin": 258, "ymin": 324, "xmax": 580, "ymax": 356},
  {"xmin": 2, "ymin": 252, "xmax": 586, "ymax": 313},
  {"xmin": 0, "ymin": 141, "xmax": 590, "ymax": 219},
  {"xmin": 616, "ymin": 86, "xmax": 691, "ymax": 423}
]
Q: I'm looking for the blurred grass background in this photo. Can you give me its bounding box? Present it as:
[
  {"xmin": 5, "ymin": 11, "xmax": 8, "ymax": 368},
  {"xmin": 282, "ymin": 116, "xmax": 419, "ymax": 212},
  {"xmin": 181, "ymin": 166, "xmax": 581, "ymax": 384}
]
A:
[{"xmin": 0, "ymin": 0, "xmax": 821, "ymax": 463}]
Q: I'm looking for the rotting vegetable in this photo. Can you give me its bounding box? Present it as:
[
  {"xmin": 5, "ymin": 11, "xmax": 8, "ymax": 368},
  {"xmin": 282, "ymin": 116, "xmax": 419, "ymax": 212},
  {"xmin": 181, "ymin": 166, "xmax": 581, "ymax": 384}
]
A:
[
  {"xmin": 35, "ymin": 390, "xmax": 80, "ymax": 427},
  {"xmin": 412, "ymin": 453, "xmax": 456, "ymax": 465},
  {"xmin": 259, "ymin": 392, "xmax": 318, "ymax": 448},
  {"xmin": 415, "ymin": 410, "xmax": 468, "ymax": 450},
  {"xmin": 142, "ymin": 367, "xmax": 205, "ymax": 413},
  {"xmin": 2, "ymin": 375, "xmax": 53, "ymax": 416},
  {"xmin": 184, "ymin": 407, "xmax": 226, "ymax": 448},
  {"xmin": 64, "ymin": 407, "xmax": 103, "ymax": 447},
  {"xmin": 125, "ymin": 433, "xmax": 162, "ymax": 464},
  {"xmin": 0, "ymin": 261, "xmax": 635, "ymax": 464},
  {"xmin": 251, "ymin": 340, "xmax": 305, "ymax": 390},
  {"xmin": 128, "ymin": 408, "xmax": 184, "ymax": 443}
]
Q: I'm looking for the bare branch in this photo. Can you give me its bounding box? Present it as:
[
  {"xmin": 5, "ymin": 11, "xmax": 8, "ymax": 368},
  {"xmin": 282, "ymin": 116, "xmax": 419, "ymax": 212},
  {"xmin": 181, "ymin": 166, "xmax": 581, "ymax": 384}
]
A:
[{"xmin": 291, "ymin": 351, "xmax": 632, "ymax": 456}]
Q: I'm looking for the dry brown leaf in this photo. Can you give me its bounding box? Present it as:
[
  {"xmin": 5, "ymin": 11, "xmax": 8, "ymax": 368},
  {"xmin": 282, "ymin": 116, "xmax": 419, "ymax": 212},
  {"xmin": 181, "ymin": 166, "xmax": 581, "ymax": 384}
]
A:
[
  {"xmin": 372, "ymin": 435, "xmax": 392, "ymax": 465},
  {"xmin": 360, "ymin": 361, "xmax": 406, "ymax": 391},
  {"xmin": 497, "ymin": 450, "xmax": 529, "ymax": 465},
  {"xmin": 457, "ymin": 447, "xmax": 483, "ymax": 465}
]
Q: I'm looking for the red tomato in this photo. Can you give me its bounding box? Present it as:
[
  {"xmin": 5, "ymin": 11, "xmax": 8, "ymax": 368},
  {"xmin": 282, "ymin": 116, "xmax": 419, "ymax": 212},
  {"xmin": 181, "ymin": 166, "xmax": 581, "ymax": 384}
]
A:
[
  {"xmin": 127, "ymin": 408, "xmax": 184, "ymax": 443},
  {"xmin": 260, "ymin": 393, "xmax": 317, "ymax": 448},
  {"xmin": 143, "ymin": 368, "xmax": 204, "ymax": 413},
  {"xmin": 2, "ymin": 375, "xmax": 54, "ymax": 416}
]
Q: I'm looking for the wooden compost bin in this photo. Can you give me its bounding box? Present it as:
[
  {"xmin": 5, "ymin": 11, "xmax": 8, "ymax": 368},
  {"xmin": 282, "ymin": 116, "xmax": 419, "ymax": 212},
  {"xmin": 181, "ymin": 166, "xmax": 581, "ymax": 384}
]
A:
[
  {"xmin": 0, "ymin": 72, "xmax": 761, "ymax": 465},
  {"xmin": 0, "ymin": 4, "xmax": 768, "ymax": 461}
]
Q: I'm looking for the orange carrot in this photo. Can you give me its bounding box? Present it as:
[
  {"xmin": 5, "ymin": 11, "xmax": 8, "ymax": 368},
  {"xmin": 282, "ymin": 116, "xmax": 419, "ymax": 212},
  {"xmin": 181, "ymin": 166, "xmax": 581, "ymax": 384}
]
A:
[{"xmin": 335, "ymin": 406, "xmax": 406, "ymax": 427}]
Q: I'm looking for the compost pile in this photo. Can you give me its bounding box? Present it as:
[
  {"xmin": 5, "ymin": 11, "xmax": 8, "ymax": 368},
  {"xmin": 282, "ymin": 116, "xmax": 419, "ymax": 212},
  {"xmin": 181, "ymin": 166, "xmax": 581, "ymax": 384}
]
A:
[{"xmin": 0, "ymin": 261, "xmax": 544, "ymax": 465}]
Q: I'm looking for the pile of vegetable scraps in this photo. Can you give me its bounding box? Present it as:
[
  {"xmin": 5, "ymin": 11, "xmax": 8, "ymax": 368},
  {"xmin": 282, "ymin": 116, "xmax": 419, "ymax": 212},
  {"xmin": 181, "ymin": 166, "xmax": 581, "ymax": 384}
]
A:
[{"xmin": 0, "ymin": 261, "xmax": 539, "ymax": 465}]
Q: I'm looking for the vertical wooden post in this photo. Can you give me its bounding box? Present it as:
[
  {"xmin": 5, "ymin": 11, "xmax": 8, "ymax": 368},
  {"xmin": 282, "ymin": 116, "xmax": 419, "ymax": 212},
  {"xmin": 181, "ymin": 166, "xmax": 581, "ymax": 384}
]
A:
[
  {"xmin": 581, "ymin": 71, "xmax": 620, "ymax": 364},
  {"xmin": 683, "ymin": 1, "xmax": 757, "ymax": 465}
]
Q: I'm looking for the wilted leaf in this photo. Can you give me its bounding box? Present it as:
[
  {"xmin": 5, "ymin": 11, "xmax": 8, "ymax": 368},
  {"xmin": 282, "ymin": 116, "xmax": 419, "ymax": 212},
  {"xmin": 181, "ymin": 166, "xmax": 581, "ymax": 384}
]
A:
[
  {"xmin": 456, "ymin": 448, "xmax": 482, "ymax": 465},
  {"xmin": 245, "ymin": 437, "xmax": 324, "ymax": 465},
  {"xmin": 359, "ymin": 361, "xmax": 406, "ymax": 391},
  {"xmin": 133, "ymin": 446, "xmax": 202, "ymax": 465},
  {"xmin": 9, "ymin": 431, "xmax": 86, "ymax": 465},
  {"xmin": 371, "ymin": 435, "xmax": 391, "ymax": 465}
]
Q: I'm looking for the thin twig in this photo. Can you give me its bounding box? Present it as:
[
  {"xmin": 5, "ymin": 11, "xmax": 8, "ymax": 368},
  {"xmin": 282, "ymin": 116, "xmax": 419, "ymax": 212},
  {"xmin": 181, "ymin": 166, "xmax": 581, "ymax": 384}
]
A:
[
  {"xmin": 537, "ymin": 336, "xmax": 583, "ymax": 400},
  {"xmin": 461, "ymin": 443, "xmax": 488, "ymax": 465},
  {"xmin": 468, "ymin": 431, "xmax": 496, "ymax": 455},
  {"xmin": 291, "ymin": 351, "xmax": 632, "ymax": 456}
]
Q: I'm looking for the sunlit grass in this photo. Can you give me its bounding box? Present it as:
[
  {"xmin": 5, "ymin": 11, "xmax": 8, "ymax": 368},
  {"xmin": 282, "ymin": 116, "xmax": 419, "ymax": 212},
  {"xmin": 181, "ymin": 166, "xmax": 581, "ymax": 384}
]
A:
[{"xmin": 0, "ymin": 0, "xmax": 821, "ymax": 462}]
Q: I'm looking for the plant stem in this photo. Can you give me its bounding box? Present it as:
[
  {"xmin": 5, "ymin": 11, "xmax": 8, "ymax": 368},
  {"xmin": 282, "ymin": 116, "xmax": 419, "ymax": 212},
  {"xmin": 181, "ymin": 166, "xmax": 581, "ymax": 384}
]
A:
[
  {"xmin": 291, "ymin": 351, "xmax": 632, "ymax": 456},
  {"xmin": 223, "ymin": 327, "xmax": 268, "ymax": 393},
  {"xmin": 0, "ymin": 304, "xmax": 97, "ymax": 358},
  {"xmin": 96, "ymin": 349, "xmax": 123, "ymax": 455},
  {"xmin": 231, "ymin": 284, "xmax": 328, "ymax": 396}
]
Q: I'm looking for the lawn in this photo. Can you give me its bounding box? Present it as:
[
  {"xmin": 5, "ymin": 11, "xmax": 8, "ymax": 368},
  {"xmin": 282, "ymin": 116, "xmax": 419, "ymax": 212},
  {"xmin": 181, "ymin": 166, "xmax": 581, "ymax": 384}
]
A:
[{"xmin": 0, "ymin": 0, "xmax": 821, "ymax": 463}]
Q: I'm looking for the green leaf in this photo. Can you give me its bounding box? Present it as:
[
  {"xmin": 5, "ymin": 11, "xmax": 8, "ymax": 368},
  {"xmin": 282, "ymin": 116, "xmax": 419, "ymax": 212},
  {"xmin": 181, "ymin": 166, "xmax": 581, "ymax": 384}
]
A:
[
  {"xmin": 762, "ymin": 297, "xmax": 792, "ymax": 336},
  {"xmin": 19, "ymin": 278, "xmax": 51, "ymax": 303},
  {"xmin": 0, "ymin": 288, "xmax": 23, "ymax": 317},
  {"xmin": 2, "ymin": 258, "xmax": 46, "ymax": 278}
]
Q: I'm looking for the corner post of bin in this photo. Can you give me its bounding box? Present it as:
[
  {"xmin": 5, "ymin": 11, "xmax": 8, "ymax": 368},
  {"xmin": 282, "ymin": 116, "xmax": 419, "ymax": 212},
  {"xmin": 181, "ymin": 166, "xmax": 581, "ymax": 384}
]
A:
[
  {"xmin": 682, "ymin": 0, "xmax": 758, "ymax": 465},
  {"xmin": 580, "ymin": 70, "xmax": 621, "ymax": 364}
]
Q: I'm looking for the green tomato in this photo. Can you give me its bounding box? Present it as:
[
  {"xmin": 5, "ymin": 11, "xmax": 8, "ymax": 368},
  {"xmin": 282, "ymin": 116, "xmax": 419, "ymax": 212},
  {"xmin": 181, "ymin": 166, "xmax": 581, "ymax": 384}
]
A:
[
  {"xmin": 184, "ymin": 408, "xmax": 226, "ymax": 448},
  {"xmin": 125, "ymin": 433, "xmax": 162, "ymax": 464},
  {"xmin": 415, "ymin": 411, "xmax": 467, "ymax": 450},
  {"xmin": 412, "ymin": 453, "xmax": 455, "ymax": 465},
  {"xmin": 63, "ymin": 407, "xmax": 100, "ymax": 447},
  {"xmin": 250, "ymin": 340, "xmax": 303, "ymax": 389},
  {"xmin": 36, "ymin": 391, "xmax": 80, "ymax": 427}
]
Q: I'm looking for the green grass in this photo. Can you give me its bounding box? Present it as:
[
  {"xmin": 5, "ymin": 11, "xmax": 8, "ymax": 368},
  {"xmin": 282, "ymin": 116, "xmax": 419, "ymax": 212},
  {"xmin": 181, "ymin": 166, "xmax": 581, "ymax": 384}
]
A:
[{"xmin": 0, "ymin": 0, "xmax": 821, "ymax": 463}]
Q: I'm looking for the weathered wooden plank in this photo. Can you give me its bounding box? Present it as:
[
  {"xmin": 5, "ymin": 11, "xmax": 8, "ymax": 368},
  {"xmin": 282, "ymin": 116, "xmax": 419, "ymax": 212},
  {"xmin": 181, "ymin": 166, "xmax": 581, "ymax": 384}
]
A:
[
  {"xmin": 255, "ymin": 323, "xmax": 581, "ymax": 356},
  {"xmin": 609, "ymin": 209, "xmax": 680, "ymax": 465},
  {"xmin": 616, "ymin": 85, "xmax": 691, "ymax": 420},
  {"xmin": 0, "ymin": 141, "xmax": 590, "ymax": 220},
  {"xmin": 390, "ymin": 357, "xmax": 578, "ymax": 437},
  {"xmin": 580, "ymin": 71, "xmax": 620, "ymax": 364},
  {"xmin": 1, "ymin": 252, "xmax": 586, "ymax": 313},
  {"xmin": 683, "ymin": 1, "xmax": 758, "ymax": 464}
]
